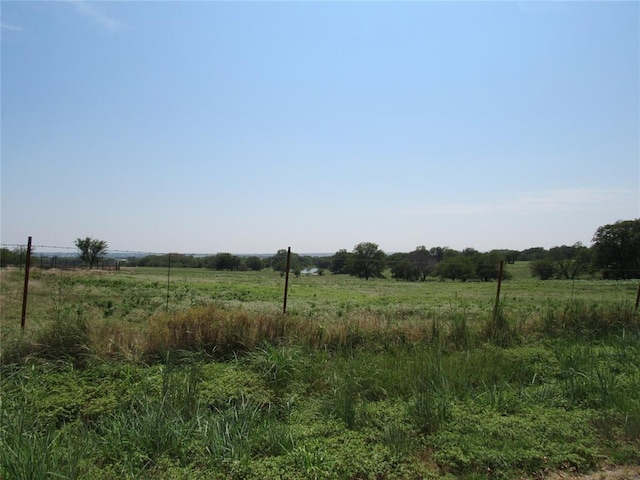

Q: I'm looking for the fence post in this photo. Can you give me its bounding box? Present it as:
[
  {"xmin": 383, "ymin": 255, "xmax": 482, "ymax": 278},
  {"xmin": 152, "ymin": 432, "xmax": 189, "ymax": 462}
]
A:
[
  {"xmin": 283, "ymin": 247, "xmax": 291, "ymax": 315},
  {"xmin": 493, "ymin": 260, "xmax": 504, "ymax": 318},
  {"xmin": 20, "ymin": 236, "xmax": 33, "ymax": 330},
  {"xmin": 166, "ymin": 253, "xmax": 172, "ymax": 312}
]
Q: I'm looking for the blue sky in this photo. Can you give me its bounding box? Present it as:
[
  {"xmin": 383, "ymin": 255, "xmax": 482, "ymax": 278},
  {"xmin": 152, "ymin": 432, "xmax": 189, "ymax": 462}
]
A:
[{"xmin": 1, "ymin": 1, "xmax": 638, "ymax": 254}]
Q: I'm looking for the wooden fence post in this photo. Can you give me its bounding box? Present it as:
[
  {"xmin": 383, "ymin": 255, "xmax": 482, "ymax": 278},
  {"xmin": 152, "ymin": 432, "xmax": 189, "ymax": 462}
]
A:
[
  {"xmin": 283, "ymin": 247, "xmax": 291, "ymax": 315},
  {"xmin": 20, "ymin": 236, "xmax": 32, "ymax": 330}
]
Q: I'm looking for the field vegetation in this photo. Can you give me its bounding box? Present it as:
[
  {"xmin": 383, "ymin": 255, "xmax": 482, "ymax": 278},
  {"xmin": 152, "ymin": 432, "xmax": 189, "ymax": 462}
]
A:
[{"xmin": 1, "ymin": 262, "xmax": 639, "ymax": 479}]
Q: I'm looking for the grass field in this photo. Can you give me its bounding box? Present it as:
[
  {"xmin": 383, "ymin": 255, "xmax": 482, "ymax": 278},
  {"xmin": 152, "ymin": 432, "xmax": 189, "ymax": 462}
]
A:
[{"xmin": 1, "ymin": 264, "xmax": 639, "ymax": 479}]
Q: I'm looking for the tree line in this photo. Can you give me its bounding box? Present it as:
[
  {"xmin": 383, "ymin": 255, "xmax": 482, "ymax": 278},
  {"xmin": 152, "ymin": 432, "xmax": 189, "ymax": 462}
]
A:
[{"xmin": 1, "ymin": 219, "xmax": 638, "ymax": 280}]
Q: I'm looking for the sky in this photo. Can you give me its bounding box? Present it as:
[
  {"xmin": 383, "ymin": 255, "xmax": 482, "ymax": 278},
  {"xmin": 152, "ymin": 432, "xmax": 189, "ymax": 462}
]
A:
[{"xmin": 1, "ymin": 1, "xmax": 638, "ymax": 255}]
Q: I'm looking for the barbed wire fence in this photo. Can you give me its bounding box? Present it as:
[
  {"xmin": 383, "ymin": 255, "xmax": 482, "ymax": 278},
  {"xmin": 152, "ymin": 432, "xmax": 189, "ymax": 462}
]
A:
[{"xmin": 2, "ymin": 238, "xmax": 639, "ymax": 331}]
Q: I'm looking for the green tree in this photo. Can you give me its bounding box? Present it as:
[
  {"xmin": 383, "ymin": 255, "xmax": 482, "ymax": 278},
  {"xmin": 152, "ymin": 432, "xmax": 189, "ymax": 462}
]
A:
[
  {"xmin": 429, "ymin": 246, "xmax": 448, "ymax": 262},
  {"xmin": 75, "ymin": 237, "xmax": 108, "ymax": 269},
  {"xmin": 475, "ymin": 252, "xmax": 503, "ymax": 282},
  {"xmin": 0, "ymin": 247, "xmax": 19, "ymax": 267},
  {"xmin": 490, "ymin": 249, "xmax": 519, "ymax": 264},
  {"xmin": 244, "ymin": 256, "xmax": 264, "ymax": 271},
  {"xmin": 408, "ymin": 246, "xmax": 438, "ymax": 281},
  {"xmin": 348, "ymin": 242, "xmax": 386, "ymax": 280},
  {"xmin": 213, "ymin": 253, "xmax": 241, "ymax": 271},
  {"xmin": 547, "ymin": 243, "xmax": 591, "ymax": 279},
  {"xmin": 592, "ymin": 219, "xmax": 640, "ymax": 279},
  {"xmin": 435, "ymin": 254, "xmax": 474, "ymax": 281},
  {"xmin": 330, "ymin": 249, "xmax": 352, "ymax": 274},
  {"xmin": 270, "ymin": 249, "xmax": 301, "ymax": 273},
  {"xmin": 519, "ymin": 247, "xmax": 547, "ymax": 262},
  {"xmin": 391, "ymin": 259, "xmax": 420, "ymax": 281},
  {"xmin": 530, "ymin": 259, "xmax": 555, "ymax": 280}
]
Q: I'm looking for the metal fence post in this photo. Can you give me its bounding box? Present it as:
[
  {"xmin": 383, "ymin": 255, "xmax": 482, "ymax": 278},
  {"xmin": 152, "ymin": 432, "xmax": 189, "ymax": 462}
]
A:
[
  {"xmin": 20, "ymin": 236, "xmax": 33, "ymax": 330},
  {"xmin": 283, "ymin": 247, "xmax": 291, "ymax": 315}
]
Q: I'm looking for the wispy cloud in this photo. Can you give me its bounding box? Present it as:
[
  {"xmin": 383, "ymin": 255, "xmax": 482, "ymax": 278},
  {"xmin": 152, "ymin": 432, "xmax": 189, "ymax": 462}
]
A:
[
  {"xmin": 1, "ymin": 22, "xmax": 24, "ymax": 32},
  {"xmin": 70, "ymin": 1, "xmax": 125, "ymax": 32},
  {"xmin": 396, "ymin": 188, "xmax": 636, "ymax": 216}
]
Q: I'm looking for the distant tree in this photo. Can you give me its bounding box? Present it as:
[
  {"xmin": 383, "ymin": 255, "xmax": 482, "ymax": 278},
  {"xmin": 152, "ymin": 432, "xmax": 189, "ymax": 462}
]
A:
[
  {"xmin": 490, "ymin": 249, "xmax": 519, "ymax": 264},
  {"xmin": 244, "ymin": 256, "xmax": 264, "ymax": 271},
  {"xmin": 212, "ymin": 253, "xmax": 241, "ymax": 271},
  {"xmin": 519, "ymin": 247, "xmax": 547, "ymax": 262},
  {"xmin": 429, "ymin": 246, "xmax": 448, "ymax": 262},
  {"xmin": 592, "ymin": 219, "xmax": 640, "ymax": 279},
  {"xmin": 391, "ymin": 258, "xmax": 420, "ymax": 281},
  {"xmin": 530, "ymin": 259, "xmax": 555, "ymax": 280},
  {"xmin": 136, "ymin": 253, "xmax": 198, "ymax": 268},
  {"xmin": 408, "ymin": 246, "xmax": 438, "ymax": 281},
  {"xmin": 0, "ymin": 247, "xmax": 18, "ymax": 267},
  {"xmin": 547, "ymin": 243, "xmax": 591, "ymax": 279},
  {"xmin": 75, "ymin": 237, "xmax": 108, "ymax": 269},
  {"xmin": 330, "ymin": 249, "xmax": 352, "ymax": 274},
  {"xmin": 348, "ymin": 242, "xmax": 386, "ymax": 280},
  {"xmin": 475, "ymin": 252, "xmax": 503, "ymax": 282},
  {"xmin": 462, "ymin": 247, "xmax": 479, "ymax": 257},
  {"xmin": 435, "ymin": 254, "xmax": 474, "ymax": 281},
  {"xmin": 270, "ymin": 249, "xmax": 301, "ymax": 273},
  {"xmin": 313, "ymin": 256, "xmax": 332, "ymax": 269}
]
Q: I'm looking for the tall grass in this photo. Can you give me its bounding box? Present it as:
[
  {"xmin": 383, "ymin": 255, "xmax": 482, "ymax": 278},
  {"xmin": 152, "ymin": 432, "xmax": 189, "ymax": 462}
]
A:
[
  {"xmin": 0, "ymin": 406, "xmax": 89, "ymax": 480},
  {"xmin": 543, "ymin": 300, "xmax": 639, "ymax": 337}
]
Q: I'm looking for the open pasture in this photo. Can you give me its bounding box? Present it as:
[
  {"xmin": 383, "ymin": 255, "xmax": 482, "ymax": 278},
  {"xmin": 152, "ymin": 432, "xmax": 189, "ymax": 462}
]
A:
[
  {"xmin": 1, "ymin": 263, "xmax": 637, "ymax": 331},
  {"xmin": 1, "ymin": 265, "xmax": 639, "ymax": 479}
]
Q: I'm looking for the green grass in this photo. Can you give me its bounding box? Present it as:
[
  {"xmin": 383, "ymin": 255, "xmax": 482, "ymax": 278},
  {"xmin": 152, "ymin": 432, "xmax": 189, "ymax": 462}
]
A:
[{"xmin": 1, "ymin": 264, "xmax": 639, "ymax": 478}]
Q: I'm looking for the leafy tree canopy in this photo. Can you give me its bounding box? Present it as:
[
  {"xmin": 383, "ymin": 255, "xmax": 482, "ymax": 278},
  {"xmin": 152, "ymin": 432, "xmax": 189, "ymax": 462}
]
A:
[
  {"xmin": 348, "ymin": 242, "xmax": 386, "ymax": 280},
  {"xmin": 212, "ymin": 253, "xmax": 241, "ymax": 271},
  {"xmin": 75, "ymin": 237, "xmax": 108, "ymax": 269},
  {"xmin": 330, "ymin": 249, "xmax": 352, "ymax": 274},
  {"xmin": 270, "ymin": 249, "xmax": 301, "ymax": 273},
  {"xmin": 592, "ymin": 219, "xmax": 640, "ymax": 279}
]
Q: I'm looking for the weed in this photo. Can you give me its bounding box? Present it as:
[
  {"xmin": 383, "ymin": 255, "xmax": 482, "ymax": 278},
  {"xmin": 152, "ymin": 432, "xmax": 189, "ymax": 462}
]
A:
[
  {"xmin": 249, "ymin": 343, "xmax": 301, "ymax": 398},
  {"xmin": 0, "ymin": 407, "xmax": 89, "ymax": 480},
  {"xmin": 484, "ymin": 299, "xmax": 515, "ymax": 347},
  {"xmin": 409, "ymin": 349, "xmax": 451, "ymax": 434},
  {"xmin": 201, "ymin": 395, "xmax": 263, "ymax": 467},
  {"xmin": 33, "ymin": 315, "xmax": 91, "ymax": 366}
]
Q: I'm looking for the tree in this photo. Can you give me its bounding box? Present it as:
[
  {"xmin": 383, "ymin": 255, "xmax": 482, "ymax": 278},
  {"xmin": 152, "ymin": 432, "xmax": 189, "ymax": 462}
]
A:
[
  {"xmin": 490, "ymin": 249, "xmax": 519, "ymax": 264},
  {"xmin": 435, "ymin": 254, "xmax": 474, "ymax": 281},
  {"xmin": 429, "ymin": 246, "xmax": 448, "ymax": 262},
  {"xmin": 408, "ymin": 246, "xmax": 438, "ymax": 281},
  {"xmin": 547, "ymin": 243, "xmax": 591, "ymax": 279},
  {"xmin": 213, "ymin": 253, "xmax": 241, "ymax": 271},
  {"xmin": 348, "ymin": 242, "xmax": 386, "ymax": 280},
  {"xmin": 592, "ymin": 219, "xmax": 640, "ymax": 279},
  {"xmin": 75, "ymin": 237, "xmax": 108, "ymax": 269},
  {"xmin": 244, "ymin": 256, "xmax": 264, "ymax": 271},
  {"xmin": 0, "ymin": 247, "xmax": 20, "ymax": 267},
  {"xmin": 330, "ymin": 249, "xmax": 352, "ymax": 274},
  {"xmin": 519, "ymin": 247, "xmax": 547, "ymax": 262},
  {"xmin": 391, "ymin": 259, "xmax": 420, "ymax": 281},
  {"xmin": 530, "ymin": 259, "xmax": 555, "ymax": 280},
  {"xmin": 270, "ymin": 249, "xmax": 301, "ymax": 273},
  {"xmin": 475, "ymin": 252, "xmax": 504, "ymax": 282}
]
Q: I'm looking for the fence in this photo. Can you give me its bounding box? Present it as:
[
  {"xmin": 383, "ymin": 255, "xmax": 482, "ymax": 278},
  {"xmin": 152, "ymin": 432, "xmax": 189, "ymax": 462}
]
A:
[{"xmin": 2, "ymin": 239, "xmax": 640, "ymax": 333}]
